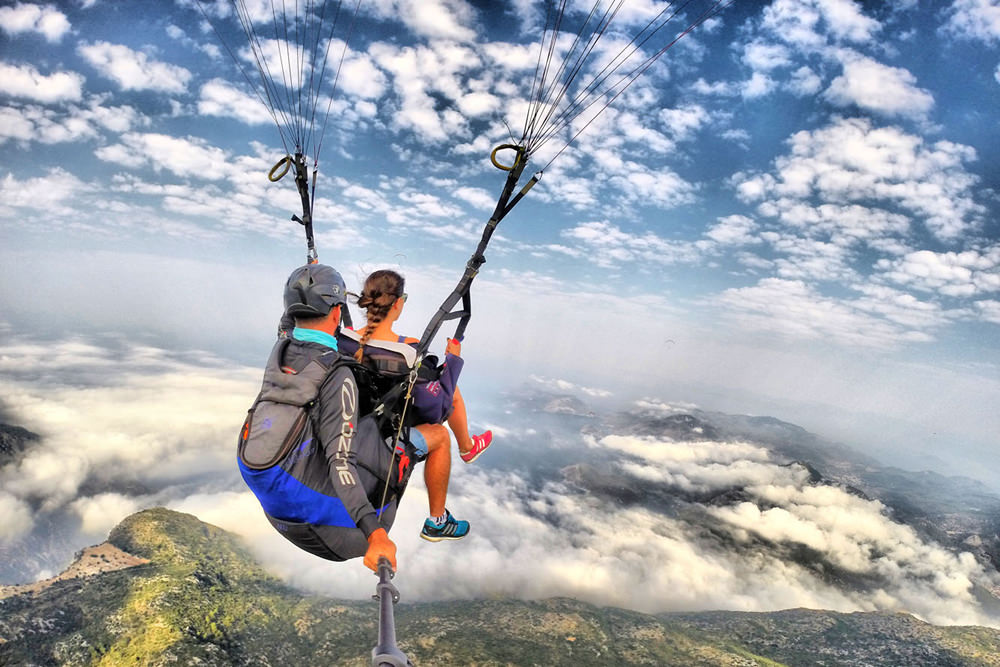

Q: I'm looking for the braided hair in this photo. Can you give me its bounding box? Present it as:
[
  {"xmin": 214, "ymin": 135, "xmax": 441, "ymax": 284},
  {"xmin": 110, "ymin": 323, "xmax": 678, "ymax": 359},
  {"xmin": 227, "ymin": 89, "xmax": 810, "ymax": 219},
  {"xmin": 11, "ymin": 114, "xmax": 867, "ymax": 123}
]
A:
[{"xmin": 355, "ymin": 269, "xmax": 405, "ymax": 362}]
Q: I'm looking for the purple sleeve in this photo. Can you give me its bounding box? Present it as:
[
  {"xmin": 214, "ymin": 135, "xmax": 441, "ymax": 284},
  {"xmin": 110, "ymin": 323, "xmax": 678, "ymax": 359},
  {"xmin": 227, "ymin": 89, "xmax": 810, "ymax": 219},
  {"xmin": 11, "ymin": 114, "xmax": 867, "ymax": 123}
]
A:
[{"xmin": 410, "ymin": 353, "xmax": 464, "ymax": 424}]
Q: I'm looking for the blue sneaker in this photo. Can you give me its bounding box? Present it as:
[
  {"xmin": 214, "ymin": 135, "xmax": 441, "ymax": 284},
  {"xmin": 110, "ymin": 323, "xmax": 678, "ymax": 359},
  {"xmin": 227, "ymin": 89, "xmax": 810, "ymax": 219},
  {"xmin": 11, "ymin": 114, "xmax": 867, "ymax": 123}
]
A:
[{"xmin": 420, "ymin": 509, "xmax": 470, "ymax": 542}]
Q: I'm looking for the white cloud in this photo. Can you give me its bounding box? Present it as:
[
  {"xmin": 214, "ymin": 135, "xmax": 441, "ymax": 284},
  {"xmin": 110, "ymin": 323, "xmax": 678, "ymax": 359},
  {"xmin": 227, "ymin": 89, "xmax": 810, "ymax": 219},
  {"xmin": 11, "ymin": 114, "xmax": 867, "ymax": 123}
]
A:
[
  {"xmin": 396, "ymin": 191, "xmax": 464, "ymax": 222},
  {"xmin": 453, "ymin": 186, "xmax": 496, "ymax": 211},
  {"xmin": 251, "ymin": 430, "xmax": 1000, "ymax": 626},
  {"xmin": 825, "ymin": 53, "xmax": 935, "ymax": 120},
  {"xmin": 788, "ymin": 66, "xmax": 823, "ymax": 95},
  {"xmin": 742, "ymin": 71, "xmax": 777, "ymax": 98},
  {"xmin": 659, "ymin": 105, "xmax": 709, "ymax": 141},
  {"xmin": 94, "ymin": 143, "xmax": 147, "ymax": 168},
  {"xmin": 943, "ymin": 0, "xmax": 1000, "ymax": 44},
  {"xmin": 611, "ymin": 162, "xmax": 696, "ymax": 209},
  {"xmin": 481, "ymin": 40, "xmax": 539, "ymax": 73},
  {"xmin": 0, "ymin": 100, "xmax": 144, "ymax": 147},
  {"xmin": 876, "ymin": 248, "xmax": 1000, "ymax": 298},
  {"xmin": 0, "ymin": 326, "xmax": 997, "ymax": 627},
  {"xmin": 599, "ymin": 433, "xmax": 997, "ymax": 625},
  {"xmin": 0, "ymin": 106, "xmax": 37, "ymax": 144},
  {"xmin": 0, "ymin": 63, "xmax": 84, "ymax": 103},
  {"xmin": 0, "ymin": 168, "xmax": 90, "ymax": 218},
  {"xmin": 975, "ymin": 299, "xmax": 1000, "ymax": 324},
  {"xmin": 767, "ymin": 235, "xmax": 856, "ymax": 282},
  {"xmin": 337, "ymin": 50, "xmax": 388, "ymax": 100},
  {"xmin": 714, "ymin": 278, "xmax": 938, "ymax": 348},
  {"xmin": 164, "ymin": 21, "xmax": 222, "ymax": 60},
  {"xmin": 743, "ymin": 41, "xmax": 793, "ymax": 71},
  {"xmin": 97, "ymin": 132, "xmax": 229, "ymax": 179},
  {"xmin": 691, "ymin": 77, "xmax": 740, "ymax": 97},
  {"xmin": 197, "ymin": 79, "xmax": 273, "ymax": 125},
  {"xmin": 82, "ymin": 98, "xmax": 144, "ymax": 133},
  {"xmin": 455, "ymin": 90, "xmax": 501, "ymax": 118},
  {"xmin": 78, "ymin": 41, "xmax": 192, "ymax": 93},
  {"xmin": 0, "ymin": 339, "xmax": 258, "ymax": 510},
  {"xmin": 367, "ymin": 0, "xmax": 476, "ymax": 42},
  {"xmin": 561, "ymin": 220, "xmax": 701, "ymax": 269},
  {"xmin": 528, "ymin": 375, "xmax": 612, "ymax": 398},
  {"xmin": 736, "ymin": 117, "xmax": 984, "ymax": 241},
  {"xmin": 761, "ymin": 0, "xmax": 880, "ymax": 51},
  {"xmin": 237, "ymin": 37, "xmax": 311, "ymax": 93},
  {"xmin": 0, "ymin": 2, "xmax": 70, "ymax": 42},
  {"xmin": 705, "ymin": 215, "xmax": 758, "ymax": 246},
  {"xmin": 816, "ymin": 0, "xmax": 881, "ymax": 42},
  {"xmin": 238, "ymin": 468, "xmax": 868, "ymax": 615},
  {"xmin": 850, "ymin": 283, "xmax": 952, "ymax": 330},
  {"xmin": 757, "ymin": 201, "xmax": 911, "ymax": 243},
  {"xmin": 70, "ymin": 493, "xmax": 143, "ymax": 537},
  {"xmin": 0, "ymin": 491, "xmax": 33, "ymax": 543},
  {"xmin": 369, "ymin": 42, "xmax": 478, "ymax": 142}
]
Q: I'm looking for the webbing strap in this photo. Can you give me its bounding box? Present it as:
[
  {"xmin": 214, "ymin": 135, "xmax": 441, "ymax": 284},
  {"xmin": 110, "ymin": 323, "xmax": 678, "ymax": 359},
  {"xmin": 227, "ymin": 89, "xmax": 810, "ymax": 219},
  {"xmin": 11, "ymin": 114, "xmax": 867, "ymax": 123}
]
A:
[
  {"xmin": 416, "ymin": 147, "xmax": 539, "ymax": 356},
  {"xmin": 377, "ymin": 365, "xmax": 419, "ymax": 519},
  {"xmin": 289, "ymin": 152, "xmax": 318, "ymax": 264}
]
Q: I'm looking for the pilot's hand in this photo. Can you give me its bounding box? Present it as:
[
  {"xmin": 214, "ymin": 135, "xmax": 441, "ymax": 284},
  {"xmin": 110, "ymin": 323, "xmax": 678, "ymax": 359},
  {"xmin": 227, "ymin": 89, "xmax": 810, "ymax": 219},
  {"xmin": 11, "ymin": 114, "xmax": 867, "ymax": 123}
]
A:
[
  {"xmin": 364, "ymin": 528, "xmax": 397, "ymax": 572},
  {"xmin": 446, "ymin": 338, "xmax": 462, "ymax": 357}
]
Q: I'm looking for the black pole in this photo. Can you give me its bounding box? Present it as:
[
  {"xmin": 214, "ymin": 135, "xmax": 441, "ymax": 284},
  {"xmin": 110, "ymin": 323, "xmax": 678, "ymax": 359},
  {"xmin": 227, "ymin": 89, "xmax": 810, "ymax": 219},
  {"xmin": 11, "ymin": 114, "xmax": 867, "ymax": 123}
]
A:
[{"xmin": 371, "ymin": 557, "xmax": 409, "ymax": 667}]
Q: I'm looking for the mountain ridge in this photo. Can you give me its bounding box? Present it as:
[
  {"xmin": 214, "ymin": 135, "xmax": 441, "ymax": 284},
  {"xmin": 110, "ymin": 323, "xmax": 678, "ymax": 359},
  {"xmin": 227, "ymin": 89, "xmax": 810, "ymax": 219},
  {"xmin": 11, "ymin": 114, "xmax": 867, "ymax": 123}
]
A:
[{"xmin": 3, "ymin": 508, "xmax": 1000, "ymax": 666}]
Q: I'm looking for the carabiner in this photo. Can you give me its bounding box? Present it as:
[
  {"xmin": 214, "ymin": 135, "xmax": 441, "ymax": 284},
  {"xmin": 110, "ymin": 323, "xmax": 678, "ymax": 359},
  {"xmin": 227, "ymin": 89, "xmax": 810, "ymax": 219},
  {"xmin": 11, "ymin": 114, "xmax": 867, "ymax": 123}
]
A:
[
  {"xmin": 268, "ymin": 155, "xmax": 292, "ymax": 182},
  {"xmin": 490, "ymin": 144, "xmax": 524, "ymax": 172}
]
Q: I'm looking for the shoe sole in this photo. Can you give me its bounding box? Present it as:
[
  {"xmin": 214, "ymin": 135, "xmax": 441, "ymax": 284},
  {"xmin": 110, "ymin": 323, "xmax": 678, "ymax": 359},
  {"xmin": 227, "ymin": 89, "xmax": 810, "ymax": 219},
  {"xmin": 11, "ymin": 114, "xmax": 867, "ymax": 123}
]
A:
[
  {"xmin": 461, "ymin": 442, "xmax": 490, "ymax": 464},
  {"xmin": 419, "ymin": 532, "xmax": 468, "ymax": 542},
  {"xmin": 461, "ymin": 449, "xmax": 485, "ymax": 464}
]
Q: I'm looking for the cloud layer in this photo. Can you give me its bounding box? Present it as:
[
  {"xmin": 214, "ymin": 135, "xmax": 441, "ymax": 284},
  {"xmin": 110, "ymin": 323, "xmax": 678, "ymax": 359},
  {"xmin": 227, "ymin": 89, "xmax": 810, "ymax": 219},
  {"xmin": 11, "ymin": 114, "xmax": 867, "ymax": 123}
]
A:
[{"xmin": 1, "ymin": 335, "xmax": 996, "ymax": 630}]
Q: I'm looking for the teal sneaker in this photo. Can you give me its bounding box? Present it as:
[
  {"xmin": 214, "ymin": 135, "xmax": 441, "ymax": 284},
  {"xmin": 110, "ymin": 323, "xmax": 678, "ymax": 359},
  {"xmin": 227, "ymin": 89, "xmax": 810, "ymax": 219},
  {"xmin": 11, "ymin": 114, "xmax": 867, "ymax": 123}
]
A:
[{"xmin": 420, "ymin": 509, "xmax": 470, "ymax": 542}]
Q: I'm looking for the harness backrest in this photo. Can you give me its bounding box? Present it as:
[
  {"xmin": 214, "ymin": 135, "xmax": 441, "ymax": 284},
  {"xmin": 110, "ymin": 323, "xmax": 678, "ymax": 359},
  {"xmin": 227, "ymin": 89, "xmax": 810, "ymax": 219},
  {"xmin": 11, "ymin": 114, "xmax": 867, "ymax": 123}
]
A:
[
  {"xmin": 337, "ymin": 328, "xmax": 416, "ymax": 374},
  {"xmin": 336, "ymin": 330, "xmax": 441, "ymax": 430}
]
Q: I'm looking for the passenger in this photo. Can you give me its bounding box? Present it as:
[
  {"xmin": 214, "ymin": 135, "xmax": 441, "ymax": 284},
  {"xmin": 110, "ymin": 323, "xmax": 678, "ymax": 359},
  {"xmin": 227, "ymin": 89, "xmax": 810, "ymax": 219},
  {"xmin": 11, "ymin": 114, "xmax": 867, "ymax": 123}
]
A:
[{"xmin": 352, "ymin": 269, "xmax": 492, "ymax": 541}]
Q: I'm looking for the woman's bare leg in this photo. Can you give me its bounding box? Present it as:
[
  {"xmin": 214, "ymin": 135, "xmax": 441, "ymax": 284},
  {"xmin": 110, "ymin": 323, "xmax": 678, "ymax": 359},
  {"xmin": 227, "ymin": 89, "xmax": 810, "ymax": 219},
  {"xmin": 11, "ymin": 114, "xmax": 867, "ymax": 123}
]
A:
[{"xmin": 447, "ymin": 387, "xmax": 474, "ymax": 454}]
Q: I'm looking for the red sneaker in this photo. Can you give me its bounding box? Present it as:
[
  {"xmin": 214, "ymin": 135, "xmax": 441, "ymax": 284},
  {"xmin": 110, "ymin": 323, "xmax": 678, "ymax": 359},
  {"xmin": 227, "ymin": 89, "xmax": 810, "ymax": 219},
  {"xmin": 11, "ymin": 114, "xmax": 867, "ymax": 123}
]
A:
[{"xmin": 460, "ymin": 430, "xmax": 493, "ymax": 464}]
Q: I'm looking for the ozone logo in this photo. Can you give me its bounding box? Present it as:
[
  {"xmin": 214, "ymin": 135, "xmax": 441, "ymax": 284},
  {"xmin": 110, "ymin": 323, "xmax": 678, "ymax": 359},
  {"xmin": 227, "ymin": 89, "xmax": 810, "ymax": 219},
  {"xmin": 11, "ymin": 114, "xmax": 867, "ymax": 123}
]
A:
[{"xmin": 261, "ymin": 417, "xmax": 273, "ymax": 430}]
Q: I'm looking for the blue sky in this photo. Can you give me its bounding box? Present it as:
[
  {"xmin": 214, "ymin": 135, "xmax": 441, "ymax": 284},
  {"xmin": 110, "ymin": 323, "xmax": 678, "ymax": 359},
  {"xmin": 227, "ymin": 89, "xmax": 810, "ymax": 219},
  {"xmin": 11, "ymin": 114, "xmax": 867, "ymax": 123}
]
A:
[{"xmin": 1, "ymin": 0, "xmax": 999, "ymax": 482}]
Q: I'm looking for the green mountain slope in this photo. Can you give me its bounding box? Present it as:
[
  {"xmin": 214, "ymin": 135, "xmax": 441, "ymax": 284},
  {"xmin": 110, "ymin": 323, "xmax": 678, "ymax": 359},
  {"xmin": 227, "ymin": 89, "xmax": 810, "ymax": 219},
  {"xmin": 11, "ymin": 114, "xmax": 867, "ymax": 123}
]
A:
[{"xmin": 1, "ymin": 508, "xmax": 998, "ymax": 666}]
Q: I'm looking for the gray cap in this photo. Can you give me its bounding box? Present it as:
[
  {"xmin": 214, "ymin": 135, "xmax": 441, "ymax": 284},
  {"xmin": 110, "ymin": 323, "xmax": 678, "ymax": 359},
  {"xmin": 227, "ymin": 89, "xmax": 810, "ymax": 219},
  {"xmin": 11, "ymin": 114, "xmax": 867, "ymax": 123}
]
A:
[{"xmin": 283, "ymin": 263, "xmax": 347, "ymax": 318}]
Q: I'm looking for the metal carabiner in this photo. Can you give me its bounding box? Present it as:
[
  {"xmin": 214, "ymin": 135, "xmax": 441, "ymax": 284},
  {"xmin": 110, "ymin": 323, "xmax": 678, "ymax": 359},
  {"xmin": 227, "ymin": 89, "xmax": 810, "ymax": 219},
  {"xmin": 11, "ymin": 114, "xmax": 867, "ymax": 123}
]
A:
[
  {"xmin": 490, "ymin": 144, "xmax": 524, "ymax": 172},
  {"xmin": 268, "ymin": 155, "xmax": 292, "ymax": 182}
]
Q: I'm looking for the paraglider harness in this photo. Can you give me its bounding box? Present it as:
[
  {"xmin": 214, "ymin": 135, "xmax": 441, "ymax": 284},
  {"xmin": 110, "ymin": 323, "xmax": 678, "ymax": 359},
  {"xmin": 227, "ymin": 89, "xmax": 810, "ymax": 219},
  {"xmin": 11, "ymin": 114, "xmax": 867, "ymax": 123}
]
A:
[
  {"xmin": 337, "ymin": 329, "xmax": 445, "ymax": 446},
  {"xmin": 237, "ymin": 335, "xmax": 436, "ymax": 536}
]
